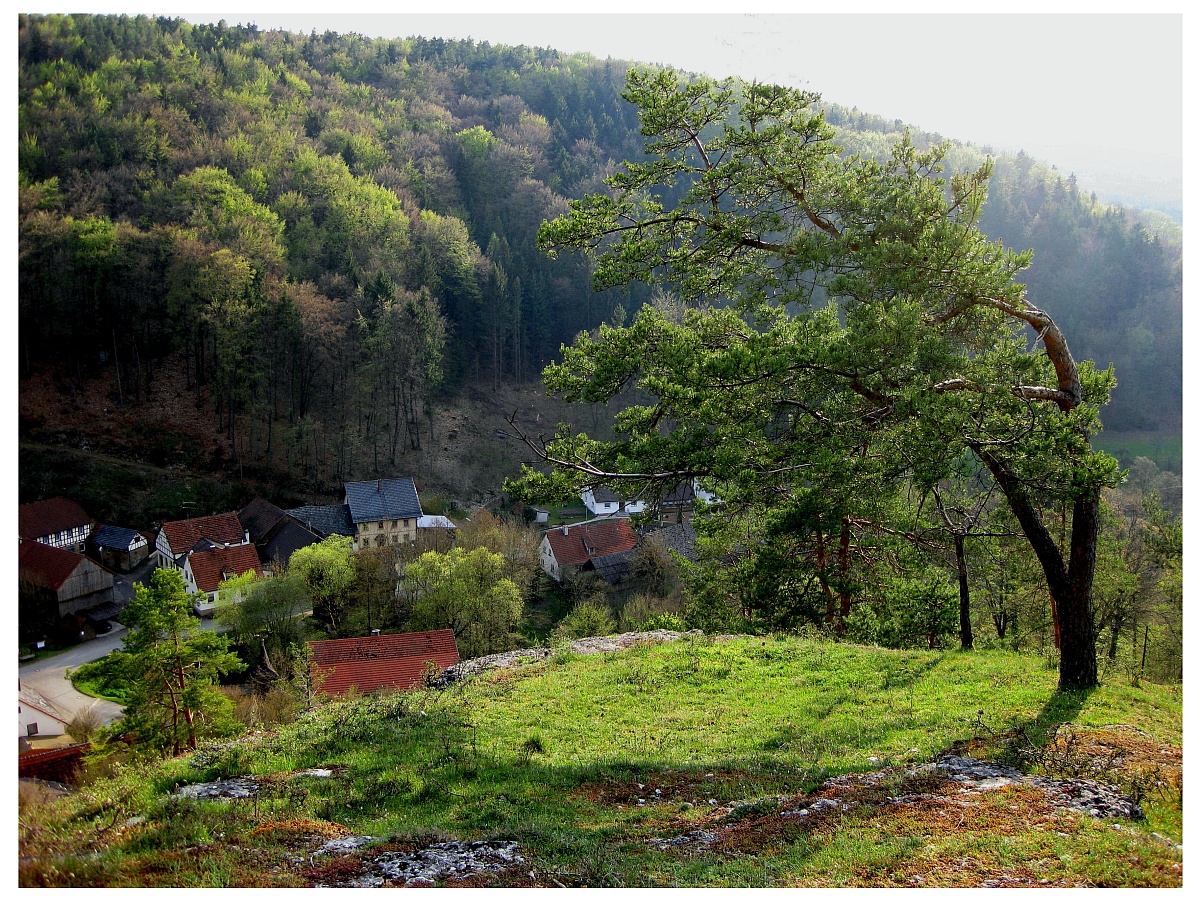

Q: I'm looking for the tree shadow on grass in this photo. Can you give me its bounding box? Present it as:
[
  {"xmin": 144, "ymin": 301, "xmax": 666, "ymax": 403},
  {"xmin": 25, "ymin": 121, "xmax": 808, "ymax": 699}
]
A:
[{"xmin": 990, "ymin": 686, "xmax": 1096, "ymax": 768}]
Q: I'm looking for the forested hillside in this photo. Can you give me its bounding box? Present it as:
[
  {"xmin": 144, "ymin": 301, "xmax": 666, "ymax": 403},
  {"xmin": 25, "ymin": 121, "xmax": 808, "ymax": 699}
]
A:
[{"xmin": 18, "ymin": 13, "xmax": 1182, "ymax": 501}]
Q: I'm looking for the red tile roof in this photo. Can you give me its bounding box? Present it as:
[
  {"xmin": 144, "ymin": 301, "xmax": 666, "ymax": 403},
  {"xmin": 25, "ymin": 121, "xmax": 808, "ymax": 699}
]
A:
[
  {"xmin": 19, "ymin": 497, "xmax": 91, "ymax": 541},
  {"xmin": 159, "ymin": 512, "xmax": 246, "ymax": 556},
  {"xmin": 309, "ymin": 630, "xmax": 460, "ymax": 696},
  {"xmin": 185, "ymin": 544, "xmax": 263, "ymax": 594},
  {"xmin": 544, "ymin": 519, "xmax": 639, "ymax": 568},
  {"xmin": 18, "ymin": 540, "xmax": 88, "ymax": 590}
]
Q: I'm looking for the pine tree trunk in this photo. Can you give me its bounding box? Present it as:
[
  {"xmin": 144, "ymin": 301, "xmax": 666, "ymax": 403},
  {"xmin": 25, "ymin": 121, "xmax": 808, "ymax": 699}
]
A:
[
  {"xmin": 954, "ymin": 533, "xmax": 973, "ymax": 650},
  {"xmin": 1058, "ymin": 488, "xmax": 1100, "ymax": 689},
  {"xmin": 978, "ymin": 448, "xmax": 1099, "ymax": 690}
]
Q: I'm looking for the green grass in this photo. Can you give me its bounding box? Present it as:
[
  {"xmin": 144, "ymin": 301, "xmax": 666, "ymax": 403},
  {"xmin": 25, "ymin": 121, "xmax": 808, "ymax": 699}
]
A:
[
  {"xmin": 67, "ymin": 652, "xmax": 133, "ymax": 704},
  {"xmin": 19, "ymin": 634, "xmax": 1182, "ymax": 887},
  {"xmin": 20, "ymin": 643, "xmax": 74, "ymax": 664},
  {"xmin": 1092, "ymin": 429, "xmax": 1182, "ymax": 473}
]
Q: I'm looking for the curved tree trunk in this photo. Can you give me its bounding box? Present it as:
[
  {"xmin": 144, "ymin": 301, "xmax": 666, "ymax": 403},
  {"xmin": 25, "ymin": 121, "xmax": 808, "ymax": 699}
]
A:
[{"xmin": 977, "ymin": 448, "xmax": 1098, "ymax": 689}]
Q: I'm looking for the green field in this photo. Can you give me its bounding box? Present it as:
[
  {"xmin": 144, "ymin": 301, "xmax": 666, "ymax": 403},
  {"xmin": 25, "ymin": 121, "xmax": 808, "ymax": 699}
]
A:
[
  {"xmin": 19, "ymin": 634, "xmax": 1183, "ymax": 887},
  {"xmin": 1093, "ymin": 429, "xmax": 1183, "ymax": 474}
]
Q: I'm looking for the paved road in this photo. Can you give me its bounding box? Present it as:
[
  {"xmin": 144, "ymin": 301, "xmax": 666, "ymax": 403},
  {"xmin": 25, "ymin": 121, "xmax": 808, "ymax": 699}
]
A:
[
  {"xmin": 17, "ymin": 556, "xmax": 159, "ymax": 726},
  {"xmin": 19, "ymin": 555, "xmax": 223, "ymax": 728},
  {"xmin": 19, "ymin": 624, "xmax": 130, "ymax": 726}
]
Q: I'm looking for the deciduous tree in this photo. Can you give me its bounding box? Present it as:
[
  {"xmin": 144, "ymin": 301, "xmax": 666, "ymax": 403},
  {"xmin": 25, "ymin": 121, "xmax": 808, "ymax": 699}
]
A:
[
  {"xmin": 402, "ymin": 546, "xmax": 523, "ymax": 658},
  {"xmin": 289, "ymin": 535, "xmax": 356, "ymax": 634},
  {"xmin": 214, "ymin": 569, "xmax": 312, "ymax": 677}
]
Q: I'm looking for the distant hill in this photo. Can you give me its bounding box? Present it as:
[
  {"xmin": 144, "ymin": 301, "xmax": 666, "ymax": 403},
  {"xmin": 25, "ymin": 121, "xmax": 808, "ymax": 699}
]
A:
[{"xmin": 18, "ymin": 14, "xmax": 1181, "ymax": 507}]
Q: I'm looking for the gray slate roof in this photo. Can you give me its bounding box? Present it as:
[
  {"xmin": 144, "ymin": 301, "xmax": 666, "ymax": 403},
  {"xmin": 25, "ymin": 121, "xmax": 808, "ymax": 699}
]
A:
[
  {"xmin": 285, "ymin": 504, "xmax": 356, "ymax": 538},
  {"xmin": 584, "ymin": 549, "xmax": 638, "ymax": 586},
  {"xmin": 645, "ymin": 522, "xmax": 698, "ymax": 562},
  {"xmin": 238, "ymin": 497, "xmax": 288, "ymax": 544},
  {"xmin": 344, "ymin": 478, "xmax": 423, "ymax": 524},
  {"xmin": 92, "ymin": 524, "xmax": 147, "ymax": 552},
  {"xmin": 261, "ymin": 518, "xmax": 322, "ymax": 567},
  {"xmin": 661, "ymin": 482, "xmax": 696, "ymax": 506}
]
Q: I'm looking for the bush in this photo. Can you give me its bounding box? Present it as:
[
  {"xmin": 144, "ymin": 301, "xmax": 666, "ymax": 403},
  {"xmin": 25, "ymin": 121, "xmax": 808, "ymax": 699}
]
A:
[
  {"xmin": 551, "ymin": 600, "xmax": 616, "ymax": 643},
  {"xmin": 845, "ymin": 570, "xmax": 958, "ymax": 650},
  {"xmin": 67, "ymin": 707, "xmax": 103, "ymax": 744},
  {"xmin": 224, "ymin": 685, "xmax": 303, "ymax": 729},
  {"xmin": 617, "ymin": 593, "xmax": 683, "ymax": 632}
]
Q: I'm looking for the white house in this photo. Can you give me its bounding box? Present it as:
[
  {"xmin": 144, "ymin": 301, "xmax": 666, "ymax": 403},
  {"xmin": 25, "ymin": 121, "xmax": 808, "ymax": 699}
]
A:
[
  {"xmin": 181, "ymin": 543, "xmax": 263, "ymax": 616},
  {"xmin": 538, "ymin": 518, "xmax": 640, "ymax": 583},
  {"xmin": 19, "ymin": 681, "xmax": 69, "ymax": 740},
  {"xmin": 581, "ymin": 486, "xmax": 647, "ymax": 517},
  {"xmin": 155, "ymin": 512, "xmax": 249, "ymax": 570}
]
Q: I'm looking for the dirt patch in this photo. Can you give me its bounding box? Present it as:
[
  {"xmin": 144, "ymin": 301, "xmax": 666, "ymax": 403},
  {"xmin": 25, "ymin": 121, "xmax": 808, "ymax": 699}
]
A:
[
  {"xmin": 1038, "ymin": 724, "xmax": 1182, "ymax": 788},
  {"xmin": 639, "ymin": 747, "xmax": 1157, "ymax": 863},
  {"xmin": 20, "ymin": 357, "xmax": 222, "ymax": 467},
  {"xmin": 250, "ymin": 819, "xmax": 352, "ymax": 841}
]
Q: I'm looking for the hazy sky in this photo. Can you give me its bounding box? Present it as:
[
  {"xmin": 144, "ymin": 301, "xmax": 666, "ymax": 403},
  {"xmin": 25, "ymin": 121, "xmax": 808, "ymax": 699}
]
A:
[{"xmin": 176, "ymin": 7, "xmax": 1183, "ymax": 206}]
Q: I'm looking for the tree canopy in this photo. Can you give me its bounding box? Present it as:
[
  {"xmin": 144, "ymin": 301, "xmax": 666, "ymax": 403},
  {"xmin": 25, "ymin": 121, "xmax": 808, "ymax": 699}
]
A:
[
  {"xmin": 512, "ymin": 69, "xmax": 1119, "ymax": 689},
  {"xmin": 18, "ymin": 15, "xmax": 1178, "ymax": 508},
  {"xmin": 114, "ymin": 568, "xmax": 245, "ymax": 755},
  {"xmin": 403, "ymin": 546, "xmax": 524, "ymax": 659}
]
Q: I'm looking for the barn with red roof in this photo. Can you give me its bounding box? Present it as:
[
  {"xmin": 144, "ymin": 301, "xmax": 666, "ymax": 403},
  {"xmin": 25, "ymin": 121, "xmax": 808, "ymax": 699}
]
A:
[
  {"xmin": 18, "ymin": 540, "xmax": 115, "ymax": 619},
  {"xmin": 308, "ymin": 630, "xmax": 460, "ymax": 696},
  {"xmin": 19, "ymin": 497, "xmax": 93, "ymax": 552},
  {"xmin": 538, "ymin": 518, "xmax": 640, "ymax": 583}
]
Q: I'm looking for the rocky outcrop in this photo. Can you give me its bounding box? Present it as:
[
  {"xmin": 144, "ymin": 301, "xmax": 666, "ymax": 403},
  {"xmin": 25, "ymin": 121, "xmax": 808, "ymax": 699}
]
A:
[
  {"xmin": 313, "ymin": 840, "xmax": 524, "ymax": 888},
  {"xmin": 427, "ymin": 630, "xmax": 704, "ymax": 688}
]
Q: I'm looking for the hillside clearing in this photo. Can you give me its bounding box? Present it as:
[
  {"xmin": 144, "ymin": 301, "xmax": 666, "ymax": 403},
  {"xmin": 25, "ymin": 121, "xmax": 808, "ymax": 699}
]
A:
[{"xmin": 18, "ymin": 633, "xmax": 1182, "ymax": 887}]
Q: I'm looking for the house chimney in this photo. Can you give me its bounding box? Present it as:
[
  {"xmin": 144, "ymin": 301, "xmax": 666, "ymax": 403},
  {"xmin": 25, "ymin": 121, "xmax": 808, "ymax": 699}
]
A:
[{"xmin": 562, "ymin": 524, "xmax": 569, "ymax": 535}]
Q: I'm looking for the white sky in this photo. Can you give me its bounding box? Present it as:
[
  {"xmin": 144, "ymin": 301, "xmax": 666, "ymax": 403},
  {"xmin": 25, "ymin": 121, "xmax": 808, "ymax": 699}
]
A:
[{"xmin": 168, "ymin": 5, "xmax": 1185, "ymax": 203}]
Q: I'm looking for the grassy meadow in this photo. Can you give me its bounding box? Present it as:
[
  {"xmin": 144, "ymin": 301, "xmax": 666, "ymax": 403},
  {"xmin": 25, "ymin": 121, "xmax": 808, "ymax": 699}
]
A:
[{"xmin": 19, "ymin": 633, "xmax": 1183, "ymax": 887}]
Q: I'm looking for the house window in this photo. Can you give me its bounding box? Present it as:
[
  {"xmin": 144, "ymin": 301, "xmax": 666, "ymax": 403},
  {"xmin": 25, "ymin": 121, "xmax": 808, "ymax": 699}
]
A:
[{"xmin": 27, "ymin": 723, "xmax": 38, "ymax": 736}]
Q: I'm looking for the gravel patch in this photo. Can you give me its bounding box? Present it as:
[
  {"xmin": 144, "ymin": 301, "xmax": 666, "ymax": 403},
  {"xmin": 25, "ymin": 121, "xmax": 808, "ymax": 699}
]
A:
[
  {"xmin": 932, "ymin": 754, "xmax": 1143, "ymax": 819},
  {"xmin": 315, "ymin": 840, "xmax": 524, "ymax": 888},
  {"xmin": 174, "ymin": 777, "xmax": 259, "ymax": 800}
]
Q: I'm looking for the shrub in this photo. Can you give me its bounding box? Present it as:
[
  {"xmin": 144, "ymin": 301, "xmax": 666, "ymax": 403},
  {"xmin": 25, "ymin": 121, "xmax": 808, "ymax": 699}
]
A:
[
  {"xmin": 67, "ymin": 706, "xmax": 103, "ymax": 744},
  {"xmin": 617, "ymin": 593, "xmax": 682, "ymax": 632},
  {"xmin": 551, "ymin": 600, "xmax": 616, "ymax": 643}
]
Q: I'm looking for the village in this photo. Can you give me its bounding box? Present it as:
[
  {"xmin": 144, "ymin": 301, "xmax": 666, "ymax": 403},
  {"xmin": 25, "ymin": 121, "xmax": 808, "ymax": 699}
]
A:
[{"xmin": 18, "ymin": 477, "xmax": 711, "ymax": 779}]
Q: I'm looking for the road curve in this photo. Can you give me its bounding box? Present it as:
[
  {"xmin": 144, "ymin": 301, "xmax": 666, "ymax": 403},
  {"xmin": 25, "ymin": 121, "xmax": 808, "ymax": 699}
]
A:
[
  {"xmin": 19, "ymin": 614, "xmax": 228, "ymax": 727},
  {"xmin": 20, "ymin": 624, "xmax": 128, "ymax": 726}
]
